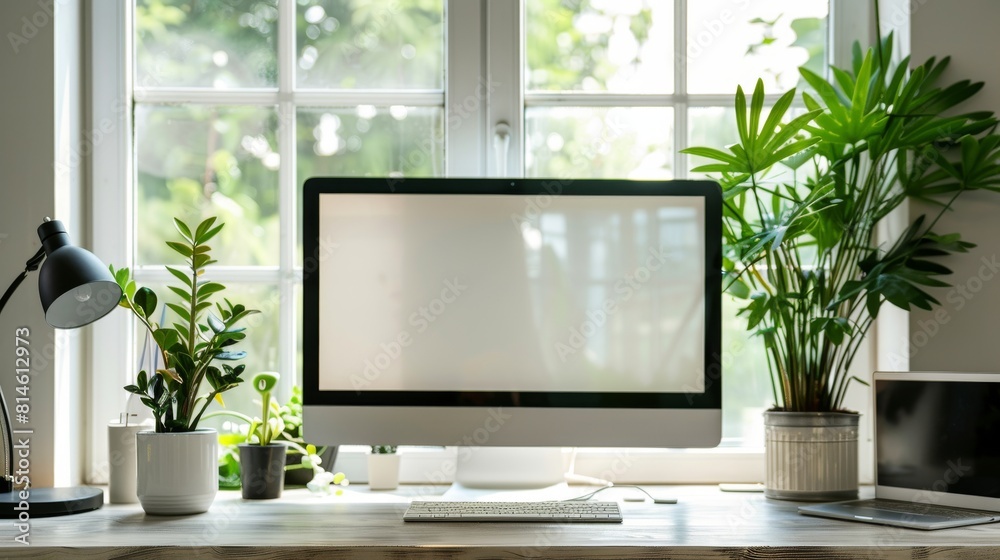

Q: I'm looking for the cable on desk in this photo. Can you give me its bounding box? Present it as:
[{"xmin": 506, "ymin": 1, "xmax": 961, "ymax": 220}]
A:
[{"xmin": 564, "ymin": 484, "xmax": 677, "ymax": 504}]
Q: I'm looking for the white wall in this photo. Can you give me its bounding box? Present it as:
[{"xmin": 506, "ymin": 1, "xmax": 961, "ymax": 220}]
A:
[
  {"xmin": 909, "ymin": 0, "xmax": 1000, "ymax": 372},
  {"xmin": 0, "ymin": 0, "xmax": 87, "ymax": 487},
  {"xmin": 0, "ymin": 0, "xmax": 59, "ymax": 488}
]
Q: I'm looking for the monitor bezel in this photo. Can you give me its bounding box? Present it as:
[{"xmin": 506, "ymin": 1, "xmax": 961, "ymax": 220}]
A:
[{"xmin": 303, "ymin": 177, "xmax": 722, "ymax": 410}]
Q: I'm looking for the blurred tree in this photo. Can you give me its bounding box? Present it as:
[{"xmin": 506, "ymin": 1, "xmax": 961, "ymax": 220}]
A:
[
  {"xmin": 297, "ymin": 0, "xmax": 443, "ymax": 89},
  {"xmin": 136, "ymin": 0, "xmax": 278, "ymax": 88}
]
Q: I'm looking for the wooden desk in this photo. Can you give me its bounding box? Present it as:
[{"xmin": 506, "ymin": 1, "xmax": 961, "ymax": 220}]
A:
[{"xmin": 5, "ymin": 485, "xmax": 1000, "ymax": 558}]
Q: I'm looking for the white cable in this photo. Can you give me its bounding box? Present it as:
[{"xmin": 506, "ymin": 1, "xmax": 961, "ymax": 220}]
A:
[{"xmin": 563, "ymin": 484, "xmax": 677, "ymax": 504}]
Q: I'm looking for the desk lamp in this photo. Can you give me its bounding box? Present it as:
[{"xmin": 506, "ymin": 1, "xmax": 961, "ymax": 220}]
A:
[{"xmin": 0, "ymin": 219, "xmax": 123, "ymax": 517}]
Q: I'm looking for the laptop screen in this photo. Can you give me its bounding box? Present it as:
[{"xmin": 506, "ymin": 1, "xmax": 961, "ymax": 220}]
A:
[{"xmin": 876, "ymin": 379, "xmax": 1000, "ymax": 498}]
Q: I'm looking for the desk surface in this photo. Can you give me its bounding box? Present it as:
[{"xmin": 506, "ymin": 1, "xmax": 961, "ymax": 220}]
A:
[{"xmin": 6, "ymin": 485, "xmax": 1000, "ymax": 558}]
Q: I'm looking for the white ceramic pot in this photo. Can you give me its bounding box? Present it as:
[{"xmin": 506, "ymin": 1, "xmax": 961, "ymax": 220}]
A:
[
  {"xmin": 764, "ymin": 411, "xmax": 859, "ymax": 501},
  {"xmin": 367, "ymin": 454, "xmax": 401, "ymax": 490},
  {"xmin": 136, "ymin": 428, "xmax": 218, "ymax": 515}
]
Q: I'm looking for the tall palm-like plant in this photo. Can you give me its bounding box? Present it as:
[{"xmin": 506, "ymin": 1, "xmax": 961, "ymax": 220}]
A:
[{"xmin": 684, "ymin": 35, "xmax": 1000, "ymax": 412}]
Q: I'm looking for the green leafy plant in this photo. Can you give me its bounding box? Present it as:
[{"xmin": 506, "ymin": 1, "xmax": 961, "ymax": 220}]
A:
[
  {"xmin": 209, "ymin": 379, "xmax": 349, "ymax": 494},
  {"xmin": 112, "ymin": 217, "xmax": 259, "ymax": 432},
  {"xmin": 215, "ymin": 431, "xmax": 348, "ymax": 495},
  {"xmin": 205, "ymin": 372, "xmax": 284, "ymax": 446},
  {"xmin": 371, "ymin": 445, "xmax": 397, "ymax": 454},
  {"xmin": 217, "ymin": 432, "xmax": 243, "ymax": 490},
  {"xmin": 683, "ymin": 33, "xmax": 1000, "ymax": 412}
]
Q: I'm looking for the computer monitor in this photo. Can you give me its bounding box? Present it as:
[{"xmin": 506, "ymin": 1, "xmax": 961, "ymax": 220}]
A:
[{"xmin": 302, "ymin": 178, "xmax": 722, "ymax": 467}]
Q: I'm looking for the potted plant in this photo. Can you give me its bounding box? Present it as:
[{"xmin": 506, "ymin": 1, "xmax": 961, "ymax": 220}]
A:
[
  {"xmin": 278, "ymin": 386, "xmax": 338, "ymax": 486},
  {"xmin": 684, "ymin": 33, "xmax": 1000, "ymax": 500},
  {"xmin": 367, "ymin": 446, "xmax": 400, "ymax": 490},
  {"xmin": 213, "ymin": 386, "xmax": 338, "ymax": 488},
  {"xmin": 206, "ymin": 372, "xmax": 286, "ymax": 499},
  {"xmin": 112, "ymin": 217, "xmax": 258, "ymax": 514}
]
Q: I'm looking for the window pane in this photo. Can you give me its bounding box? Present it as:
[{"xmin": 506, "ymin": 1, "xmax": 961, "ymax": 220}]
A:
[
  {"xmin": 131, "ymin": 282, "xmax": 282, "ymax": 429},
  {"xmin": 686, "ymin": 0, "xmax": 828, "ymax": 94},
  {"xmin": 687, "ymin": 106, "xmax": 739, "ymax": 175},
  {"xmin": 721, "ymin": 298, "xmax": 771, "ymax": 445},
  {"xmin": 525, "ymin": 107, "xmax": 673, "ymax": 179},
  {"xmin": 135, "ymin": 104, "xmax": 280, "ymax": 266},
  {"xmin": 296, "ymin": 0, "xmax": 444, "ymax": 89},
  {"xmin": 135, "ymin": 0, "xmax": 278, "ymax": 88},
  {"xmin": 526, "ymin": 0, "xmax": 673, "ymax": 93},
  {"xmin": 295, "ymin": 106, "xmax": 444, "ymax": 262}
]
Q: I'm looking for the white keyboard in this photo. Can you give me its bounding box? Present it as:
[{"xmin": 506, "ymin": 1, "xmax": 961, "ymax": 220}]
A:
[{"xmin": 403, "ymin": 501, "xmax": 622, "ymax": 522}]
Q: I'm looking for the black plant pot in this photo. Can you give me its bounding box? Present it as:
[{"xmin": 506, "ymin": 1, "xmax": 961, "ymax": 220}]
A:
[
  {"xmin": 284, "ymin": 446, "xmax": 338, "ymax": 486},
  {"xmin": 239, "ymin": 443, "xmax": 285, "ymax": 500}
]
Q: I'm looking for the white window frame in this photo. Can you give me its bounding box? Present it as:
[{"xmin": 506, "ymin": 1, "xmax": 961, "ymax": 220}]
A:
[{"xmin": 86, "ymin": 0, "xmax": 883, "ymax": 485}]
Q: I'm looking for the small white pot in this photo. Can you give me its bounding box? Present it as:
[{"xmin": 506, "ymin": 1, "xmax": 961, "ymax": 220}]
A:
[
  {"xmin": 136, "ymin": 428, "xmax": 218, "ymax": 515},
  {"xmin": 367, "ymin": 453, "xmax": 401, "ymax": 490}
]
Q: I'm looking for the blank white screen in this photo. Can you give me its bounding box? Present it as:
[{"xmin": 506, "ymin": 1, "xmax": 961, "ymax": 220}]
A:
[{"xmin": 318, "ymin": 193, "xmax": 705, "ymax": 393}]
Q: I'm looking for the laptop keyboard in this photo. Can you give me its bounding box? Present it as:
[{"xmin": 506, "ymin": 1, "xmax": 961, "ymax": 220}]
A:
[
  {"xmin": 403, "ymin": 501, "xmax": 623, "ymax": 522},
  {"xmin": 854, "ymin": 499, "xmax": 993, "ymax": 520}
]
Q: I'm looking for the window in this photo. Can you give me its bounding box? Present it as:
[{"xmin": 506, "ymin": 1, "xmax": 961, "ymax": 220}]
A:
[
  {"xmin": 89, "ymin": 0, "xmax": 871, "ymax": 484},
  {"xmin": 522, "ymin": 0, "xmax": 829, "ymax": 445},
  {"xmin": 130, "ymin": 0, "xmax": 446, "ymax": 419}
]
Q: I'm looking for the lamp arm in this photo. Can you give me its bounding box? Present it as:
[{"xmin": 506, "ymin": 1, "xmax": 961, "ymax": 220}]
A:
[{"xmin": 0, "ymin": 246, "xmax": 46, "ymax": 493}]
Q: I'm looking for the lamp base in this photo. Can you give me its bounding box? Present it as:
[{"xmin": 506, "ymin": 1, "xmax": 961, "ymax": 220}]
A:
[{"xmin": 0, "ymin": 486, "xmax": 103, "ymax": 518}]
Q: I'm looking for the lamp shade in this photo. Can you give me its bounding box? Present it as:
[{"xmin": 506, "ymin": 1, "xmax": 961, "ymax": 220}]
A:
[{"xmin": 36, "ymin": 220, "xmax": 122, "ymax": 329}]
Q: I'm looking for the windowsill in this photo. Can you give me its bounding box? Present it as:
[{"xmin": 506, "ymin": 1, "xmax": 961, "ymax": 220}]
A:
[{"xmin": 331, "ymin": 446, "xmax": 768, "ymax": 486}]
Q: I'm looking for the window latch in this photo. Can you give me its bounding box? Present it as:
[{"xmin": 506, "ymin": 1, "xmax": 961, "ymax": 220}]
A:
[{"xmin": 493, "ymin": 121, "xmax": 511, "ymax": 177}]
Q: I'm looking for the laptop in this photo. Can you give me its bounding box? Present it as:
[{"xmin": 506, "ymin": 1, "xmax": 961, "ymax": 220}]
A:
[{"xmin": 798, "ymin": 371, "xmax": 1000, "ymax": 530}]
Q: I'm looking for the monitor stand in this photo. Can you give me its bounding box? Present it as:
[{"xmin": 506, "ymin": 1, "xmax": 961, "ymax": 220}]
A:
[
  {"xmin": 453, "ymin": 447, "xmax": 565, "ymax": 489},
  {"xmin": 440, "ymin": 447, "xmax": 574, "ymax": 502}
]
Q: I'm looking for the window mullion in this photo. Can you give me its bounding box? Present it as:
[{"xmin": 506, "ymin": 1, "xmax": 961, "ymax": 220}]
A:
[
  {"xmin": 278, "ymin": 0, "xmax": 297, "ymax": 394},
  {"xmin": 828, "ymin": 0, "xmax": 873, "ymax": 71},
  {"xmin": 675, "ymin": 0, "xmax": 688, "ymax": 179},
  {"xmin": 446, "ymin": 0, "xmax": 487, "ymax": 177},
  {"xmin": 86, "ymin": 0, "xmax": 134, "ymax": 485},
  {"xmin": 133, "ymin": 88, "xmax": 279, "ymax": 105},
  {"xmin": 293, "ymin": 90, "xmax": 444, "ymax": 107},
  {"xmin": 486, "ymin": 0, "xmax": 523, "ymax": 177},
  {"xmin": 524, "ymin": 92, "xmax": 793, "ymax": 107}
]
